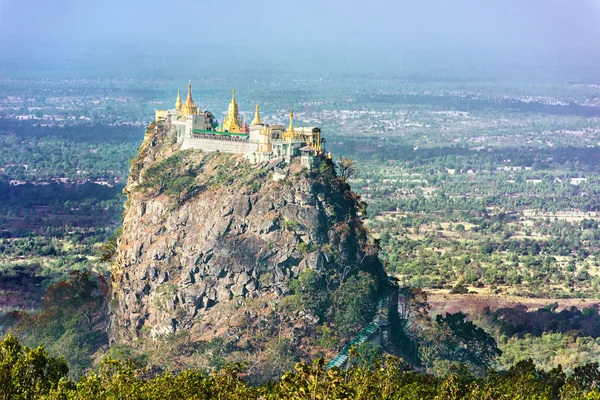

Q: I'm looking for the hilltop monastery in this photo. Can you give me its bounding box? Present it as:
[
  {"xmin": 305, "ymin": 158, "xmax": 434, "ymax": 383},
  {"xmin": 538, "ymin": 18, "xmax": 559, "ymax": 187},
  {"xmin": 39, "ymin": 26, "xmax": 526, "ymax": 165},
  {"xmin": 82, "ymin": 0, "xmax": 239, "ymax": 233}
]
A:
[{"xmin": 155, "ymin": 84, "xmax": 329, "ymax": 168}]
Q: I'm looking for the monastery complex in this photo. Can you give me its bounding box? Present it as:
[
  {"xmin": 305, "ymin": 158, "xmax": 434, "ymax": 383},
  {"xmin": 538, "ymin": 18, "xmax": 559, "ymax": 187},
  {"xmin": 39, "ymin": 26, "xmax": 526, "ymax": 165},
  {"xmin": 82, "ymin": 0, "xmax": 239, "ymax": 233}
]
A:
[{"xmin": 155, "ymin": 84, "xmax": 329, "ymax": 168}]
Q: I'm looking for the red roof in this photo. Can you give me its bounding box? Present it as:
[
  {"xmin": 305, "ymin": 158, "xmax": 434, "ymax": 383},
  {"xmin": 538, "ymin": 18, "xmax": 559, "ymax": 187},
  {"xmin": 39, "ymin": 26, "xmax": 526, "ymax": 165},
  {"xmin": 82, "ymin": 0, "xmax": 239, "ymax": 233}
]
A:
[{"xmin": 300, "ymin": 146, "xmax": 317, "ymax": 151}]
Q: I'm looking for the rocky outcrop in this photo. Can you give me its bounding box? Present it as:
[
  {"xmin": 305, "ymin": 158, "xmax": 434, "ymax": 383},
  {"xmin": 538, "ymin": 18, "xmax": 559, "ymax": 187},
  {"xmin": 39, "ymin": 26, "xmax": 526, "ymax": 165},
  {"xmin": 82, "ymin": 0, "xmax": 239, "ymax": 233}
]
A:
[{"xmin": 110, "ymin": 122, "xmax": 384, "ymax": 343}]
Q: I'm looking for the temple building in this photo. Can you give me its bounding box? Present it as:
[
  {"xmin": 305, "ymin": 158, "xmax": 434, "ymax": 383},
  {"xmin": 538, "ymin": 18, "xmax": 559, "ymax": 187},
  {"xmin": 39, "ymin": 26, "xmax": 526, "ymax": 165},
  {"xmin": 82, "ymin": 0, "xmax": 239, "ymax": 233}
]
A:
[{"xmin": 155, "ymin": 84, "xmax": 329, "ymax": 167}]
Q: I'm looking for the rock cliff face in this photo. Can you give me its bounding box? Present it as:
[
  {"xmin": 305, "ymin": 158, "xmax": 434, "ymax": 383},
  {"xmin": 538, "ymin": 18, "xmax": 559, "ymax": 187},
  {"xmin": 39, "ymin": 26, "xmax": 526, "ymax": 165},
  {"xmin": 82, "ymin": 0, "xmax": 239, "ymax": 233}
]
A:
[{"xmin": 110, "ymin": 122, "xmax": 384, "ymax": 343}]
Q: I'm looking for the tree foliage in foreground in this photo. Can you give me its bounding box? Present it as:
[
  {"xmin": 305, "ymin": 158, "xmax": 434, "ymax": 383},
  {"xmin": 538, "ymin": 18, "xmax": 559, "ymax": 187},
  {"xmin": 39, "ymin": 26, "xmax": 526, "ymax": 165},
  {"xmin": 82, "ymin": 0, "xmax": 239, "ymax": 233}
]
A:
[
  {"xmin": 5, "ymin": 335, "xmax": 600, "ymax": 399},
  {"xmin": 0, "ymin": 335, "xmax": 68, "ymax": 399}
]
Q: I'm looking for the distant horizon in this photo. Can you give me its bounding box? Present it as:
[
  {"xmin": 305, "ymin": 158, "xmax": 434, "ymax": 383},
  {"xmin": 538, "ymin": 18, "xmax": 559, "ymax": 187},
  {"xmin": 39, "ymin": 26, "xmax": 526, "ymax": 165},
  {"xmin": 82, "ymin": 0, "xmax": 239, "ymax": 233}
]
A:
[
  {"xmin": 1, "ymin": 43, "xmax": 599, "ymax": 85},
  {"xmin": 1, "ymin": 0, "xmax": 599, "ymax": 82}
]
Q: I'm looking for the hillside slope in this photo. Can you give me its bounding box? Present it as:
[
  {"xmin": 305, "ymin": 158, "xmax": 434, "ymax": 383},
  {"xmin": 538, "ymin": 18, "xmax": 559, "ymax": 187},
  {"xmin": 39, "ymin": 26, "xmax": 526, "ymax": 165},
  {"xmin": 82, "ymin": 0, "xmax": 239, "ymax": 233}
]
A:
[{"xmin": 110, "ymin": 122, "xmax": 387, "ymax": 364}]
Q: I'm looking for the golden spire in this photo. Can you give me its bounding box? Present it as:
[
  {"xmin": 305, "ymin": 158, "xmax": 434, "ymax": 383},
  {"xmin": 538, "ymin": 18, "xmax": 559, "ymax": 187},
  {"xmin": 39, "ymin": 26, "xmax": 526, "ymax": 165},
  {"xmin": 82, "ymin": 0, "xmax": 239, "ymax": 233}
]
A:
[
  {"xmin": 251, "ymin": 103, "xmax": 263, "ymax": 125},
  {"xmin": 223, "ymin": 88, "xmax": 241, "ymax": 132},
  {"xmin": 175, "ymin": 89, "xmax": 182, "ymax": 110},
  {"xmin": 282, "ymin": 107, "xmax": 296, "ymax": 140},
  {"xmin": 184, "ymin": 84, "xmax": 194, "ymax": 106},
  {"xmin": 181, "ymin": 83, "xmax": 198, "ymax": 116}
]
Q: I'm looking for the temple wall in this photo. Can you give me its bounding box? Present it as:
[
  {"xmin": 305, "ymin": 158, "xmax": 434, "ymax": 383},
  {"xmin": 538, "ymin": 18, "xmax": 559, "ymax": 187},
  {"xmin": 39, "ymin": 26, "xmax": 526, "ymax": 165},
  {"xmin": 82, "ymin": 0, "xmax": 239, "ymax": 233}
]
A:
[{"xmin": 180, "ymin": 137, "xmax": 258, "ymax": 158}]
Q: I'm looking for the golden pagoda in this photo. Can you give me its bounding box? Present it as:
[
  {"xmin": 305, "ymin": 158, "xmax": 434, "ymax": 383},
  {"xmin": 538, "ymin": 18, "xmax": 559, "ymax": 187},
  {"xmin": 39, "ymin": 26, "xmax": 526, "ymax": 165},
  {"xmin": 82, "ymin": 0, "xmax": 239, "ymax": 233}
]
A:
[
  {"xmin": 251, "ymin": 103, "xmax": 263, "ymax": 125},
  {"xmin": 175, "ymin": 89, "xmax": 182, "ymax": 110},
  {"xmin": 180, "ymin": 84, "xmax": 198, "ymax": 116},
  {"xmin": 282, "ymin": 107, "xmax": 297, "ymax": 140},
  {"xmin": 222, "ymin": 89, "xmax": 242, "ymax": 132}
]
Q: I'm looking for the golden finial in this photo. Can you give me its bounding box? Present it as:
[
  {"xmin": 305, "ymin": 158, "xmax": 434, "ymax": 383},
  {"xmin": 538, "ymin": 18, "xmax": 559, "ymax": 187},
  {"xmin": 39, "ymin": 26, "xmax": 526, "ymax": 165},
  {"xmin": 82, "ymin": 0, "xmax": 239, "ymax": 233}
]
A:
[
  {"xmin": 251, "ymin": 103, "xmax": 262, "ymax": 125},
  {"xmin": 288, "ymin": 107, "xmax": 294, "ymax": 129},
  {"xmin": 175, "ymin": 89, "xmax": 182, "ymax": 110},
  {"xmin": 232, "ymin": 89, "xmax": 236, "ymax": 101}
]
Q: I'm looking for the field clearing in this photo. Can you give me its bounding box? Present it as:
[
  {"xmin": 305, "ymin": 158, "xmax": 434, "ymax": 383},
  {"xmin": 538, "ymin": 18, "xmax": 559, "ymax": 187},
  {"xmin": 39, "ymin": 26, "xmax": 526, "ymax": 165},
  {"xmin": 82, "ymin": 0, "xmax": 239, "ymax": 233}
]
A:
[
  {"xmin": 427, "ymin": 290, "xmax": 600, "ymax": 316},
  {"xmin": 522, "ymin": 209, "xmax": 600, "ymax": 222},
  {"xmin": 510, "ymin": 233, "xmax": 553, "ymax": 241}
]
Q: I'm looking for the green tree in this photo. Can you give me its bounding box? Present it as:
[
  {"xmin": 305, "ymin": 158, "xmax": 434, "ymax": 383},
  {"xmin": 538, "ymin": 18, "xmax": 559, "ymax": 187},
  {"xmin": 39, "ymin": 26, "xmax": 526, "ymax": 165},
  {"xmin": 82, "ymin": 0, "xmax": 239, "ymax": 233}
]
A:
[
  {"xmin": 434, "ymin": 312, "xmax": 501, "ymax": 375},
  {"xmin": 337, "ymin": 157, "xmax": 355, "ymax": 181},
  {"xmin": 0, "ymin": 334, "xmax": 69, "ymax": 399},
  {"xmin": 331, "ymin": 272, "xmax": 377, "ymax": 338}
]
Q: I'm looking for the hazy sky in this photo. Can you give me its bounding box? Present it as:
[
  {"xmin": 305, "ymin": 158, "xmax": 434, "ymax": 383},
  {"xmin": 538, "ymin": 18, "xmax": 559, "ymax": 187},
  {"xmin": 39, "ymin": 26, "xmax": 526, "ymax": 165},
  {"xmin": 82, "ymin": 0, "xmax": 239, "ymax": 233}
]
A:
[{"xmin": 1, "ymin": 0, "xmax": 600, "ymax": 74}]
